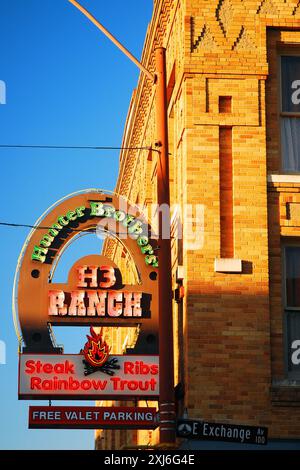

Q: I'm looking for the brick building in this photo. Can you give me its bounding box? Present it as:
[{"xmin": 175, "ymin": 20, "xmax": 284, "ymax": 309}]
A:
[{"xmin": 96, "ymin": 0, "xmax": 300, "ymax": 449}]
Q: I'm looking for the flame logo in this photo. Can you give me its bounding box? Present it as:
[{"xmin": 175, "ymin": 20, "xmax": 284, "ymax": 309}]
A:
[{"xmin": 83, "ymin": 327, "xmax": 110, "ymax": 368}]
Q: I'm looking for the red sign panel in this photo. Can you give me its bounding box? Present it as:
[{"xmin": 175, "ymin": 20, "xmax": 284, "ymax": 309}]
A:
[{"xmin": 29, "ymin": 406, "xmax": 158, "ymax": 429}]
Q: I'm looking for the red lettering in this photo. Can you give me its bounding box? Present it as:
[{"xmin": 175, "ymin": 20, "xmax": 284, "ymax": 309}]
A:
[
  {"xmin": 69, "ymin": 378, "xmax": 80, "ymax": 390},
  {"xmin": 121, "ymin": 380, "xmax": 127, "ymax": 390},
  {"xmin": 29, "ymin": 377, "xmax": 108, "ymax": 392},
  {"xmin": 30, "ymin": 377, "xmax": 41, "ymax": 389},
  {"xmin": 110, "ymin": 377, "xmax": 158, "ymax": 393},
  {"xmin": 25, "ymin": 360, "xmax": 35, "ymax": 374},
  {"xmin": 25, "ymin": 360, "xmax": 75, "ymax": 375},
  {"xmin": 123, "ymin": 360, "xmax": 158, "ymax": 375},
  {"xmin": 53, "ymin": 360, "xmax": 74, "ymax": 374},
  {"xmin": 140, "ymin": 362, "xmax": 150, "ymax": 374},
  {"xmin": 81, "ymin": 380, "xmax": 92, "ymax": 391},
  {"xmin": 127, "ymin": 380, "xmax": 138, "ymax": 391},
  {"xmin": 99, "ymin": 265, "xmax": 116, "ymax": 288},
  {"xmin": 91, "ymin": 380, "xmax": 107, "ymax": 390},
  {"xmin": 149, "ymin": 378, "xmax": 157, "ymax": 390},
  {"xmin": 30, "ymin": 376, "xmax": 109, "ymax": 392},
  {"xmin": 43, "ymin": 363, "xmax": 53, "ymax": 373},
  {"xmin": 65, "ymin": 360, "xmax": 75, "ymax": 374},
  {"xmin": 42, "ymin": 380, "xmax": 53, "ymax": 390},
  {"xmin": 124, "ymin": 362, "xmax": 135, "ymax": 374},
  {"xmin": 111, "ymin": 377, "xmax": 121, "ymax": 390},
  {"xmin": 138, "ymin": 381, "xmax": 149, "ymax": 391},
  {"xmin": 53, "ymin": 363, "xmax": 63, "ymax": 374}
]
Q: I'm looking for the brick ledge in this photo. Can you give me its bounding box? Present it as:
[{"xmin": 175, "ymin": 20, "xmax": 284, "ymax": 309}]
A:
[
  {"xmin": 214, "ymin": 258, "xmax": 242, "ymax": 273},
  {"xmin": 268, "ymin": 174, "xmax": 300, "ymax": 183}
]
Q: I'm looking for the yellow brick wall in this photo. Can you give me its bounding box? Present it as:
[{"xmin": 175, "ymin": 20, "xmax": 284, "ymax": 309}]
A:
[{"xmin": 97, "ymin": 0, "xmax": 300, "ymax": 448}]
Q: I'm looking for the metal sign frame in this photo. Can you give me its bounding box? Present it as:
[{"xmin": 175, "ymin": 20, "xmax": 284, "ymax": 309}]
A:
[{"xmin": 16, "ymin": 192, "xmax": 159, "ymax": 354}]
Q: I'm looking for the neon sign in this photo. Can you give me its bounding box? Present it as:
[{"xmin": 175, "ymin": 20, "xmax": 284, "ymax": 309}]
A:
[
  {"xmin": 17, "ymin": 192, "xmax": 159, "ymax": 355},
  {"xmin": 31, "ymin": 201, "xmax": 158, "ymax": 268},
  {"xmin": 48, "ymin": 264, "xmax": 145, "ymax": 319},
  {"xmin": 16, "ymin": 191, "xmax": 161, "ymax": 433},
  {"xmin": 83, "ymin": 327, "xmax": 110, "ymax": 368},
  {"xmin": 19, "ymin": 354, "xmax": 159, "ymax": 399}
]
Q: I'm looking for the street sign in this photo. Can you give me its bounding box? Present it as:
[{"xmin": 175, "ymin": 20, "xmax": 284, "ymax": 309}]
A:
[
  {"xmin": 29, "ymin": 406, "xmax": 158, "ymax": 429},
  {"xmin": 176, "ymin": 419, "xmax": 268, "ymax": 445}
]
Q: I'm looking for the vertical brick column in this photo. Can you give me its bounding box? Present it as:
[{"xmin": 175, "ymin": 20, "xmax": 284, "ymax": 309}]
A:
[{"xmin": 219, "ymin": 127, "xmax": 233, "ymax": 258}]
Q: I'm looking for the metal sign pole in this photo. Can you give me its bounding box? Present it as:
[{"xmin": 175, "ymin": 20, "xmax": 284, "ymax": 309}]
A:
[{"xmin": 155, "ymin": 47, "xmax": 175, "ymax": 444}]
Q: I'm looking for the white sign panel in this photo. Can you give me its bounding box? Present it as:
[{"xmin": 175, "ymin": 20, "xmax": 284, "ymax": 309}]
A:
[{"xmin": 19, "ymin": 354, "xmax": 159, "ymax": 400}]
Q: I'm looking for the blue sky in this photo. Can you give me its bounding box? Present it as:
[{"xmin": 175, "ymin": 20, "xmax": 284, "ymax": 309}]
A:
[{"xmin": 0, "ymin": 0, "xmax": 152, "ymax": 450}]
